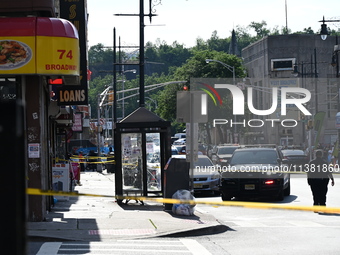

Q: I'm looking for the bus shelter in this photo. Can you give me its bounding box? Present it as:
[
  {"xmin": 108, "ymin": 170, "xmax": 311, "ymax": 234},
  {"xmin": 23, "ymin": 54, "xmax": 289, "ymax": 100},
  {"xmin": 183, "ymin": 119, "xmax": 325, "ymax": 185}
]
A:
[{"xmin": 114, "ymin": 107, "xmax": 171, "ymax": 204}]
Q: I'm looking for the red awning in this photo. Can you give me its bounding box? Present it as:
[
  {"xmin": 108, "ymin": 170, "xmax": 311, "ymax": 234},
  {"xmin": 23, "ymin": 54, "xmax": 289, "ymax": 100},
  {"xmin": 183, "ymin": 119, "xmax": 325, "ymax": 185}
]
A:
[
  {"xmin": 36, "ymin": 17, "xmax": 78, "ymax": 39},
  {"xmin": 0, "ymin": 17, "xmax": 78, "ymax": 39}
]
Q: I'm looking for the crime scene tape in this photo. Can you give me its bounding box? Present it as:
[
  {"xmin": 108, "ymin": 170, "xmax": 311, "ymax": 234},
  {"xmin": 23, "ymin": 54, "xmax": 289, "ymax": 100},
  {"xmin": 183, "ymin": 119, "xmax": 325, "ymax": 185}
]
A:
[{"xmin": 26, "ymin": 188, "xmax": 340, "ymax": 214}]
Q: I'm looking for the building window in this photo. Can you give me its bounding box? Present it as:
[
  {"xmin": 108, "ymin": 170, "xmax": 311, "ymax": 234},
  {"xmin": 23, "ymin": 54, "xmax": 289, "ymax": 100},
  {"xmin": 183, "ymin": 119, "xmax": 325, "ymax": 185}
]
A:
[
  {"xmin": 271, "ymin": 58, "xmax": 296, "ymax": 71},
  {"xmin": 0, "ymin": 77, "xmax": 17, "ymax": 102}
]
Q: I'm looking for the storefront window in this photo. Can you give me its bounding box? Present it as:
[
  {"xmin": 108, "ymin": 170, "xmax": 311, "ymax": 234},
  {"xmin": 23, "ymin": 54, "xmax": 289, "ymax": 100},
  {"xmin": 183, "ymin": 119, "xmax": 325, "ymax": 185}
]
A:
[{"xmin": 0, "ymin": 77, "xmax": 17, "ymax": 102}]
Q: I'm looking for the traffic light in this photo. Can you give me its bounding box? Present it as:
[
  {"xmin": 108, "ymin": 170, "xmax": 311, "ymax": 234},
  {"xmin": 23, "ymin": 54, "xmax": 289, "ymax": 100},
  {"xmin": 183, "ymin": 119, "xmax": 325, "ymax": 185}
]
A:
[
  {"xmin": 306, "ymin": 119, "xmax": 313, "ymax": 130},
  {"xmin": 108, "ymin": 90, "xmax": 114, "ymax": 102},
  {"xmin": 299, "ymin": 112, "xmax": 305, "ymax": 121},
  {"xmin": 183, "ymin": 85, "xmax": 188, "ymax": 91}
]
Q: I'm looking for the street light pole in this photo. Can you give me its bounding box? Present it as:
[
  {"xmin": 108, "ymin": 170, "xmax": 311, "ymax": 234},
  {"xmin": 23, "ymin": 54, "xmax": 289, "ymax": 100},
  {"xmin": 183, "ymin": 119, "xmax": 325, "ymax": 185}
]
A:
[
  {"xmin": 145, "ymin": 96, "xmax": 157, "ymax": 110},
  {"xmin": 319, "ymin": 16, "xmax": 340, "ymax": 162},
  {"xmin": 206, "ymin": 59, "xmax": 237, "ymax": 143},
  {"xmin": 206, "ymin": 59, "xmax": 235, "ymax": 84}
]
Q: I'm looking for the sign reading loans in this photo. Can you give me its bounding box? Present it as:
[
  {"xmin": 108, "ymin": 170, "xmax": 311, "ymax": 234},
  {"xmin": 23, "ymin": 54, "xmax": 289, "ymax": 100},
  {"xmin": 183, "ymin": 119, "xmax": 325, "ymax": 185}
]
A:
[
  {"xmin": 57, "ymin": 86, "xmax": 86, "ymax": 106},
  {"xmin": 0, "ymin": 17, "xmax": 79, "ymax": 76}
]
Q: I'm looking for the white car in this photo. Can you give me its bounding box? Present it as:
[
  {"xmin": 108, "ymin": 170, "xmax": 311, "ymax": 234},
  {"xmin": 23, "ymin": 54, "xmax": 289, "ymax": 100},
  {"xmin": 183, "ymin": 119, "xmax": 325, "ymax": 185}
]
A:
[
  {"xmin": 172, "ymin": 155, "xmax": 220, "ymax": 194},
  {"xmin": 173, "ymin": 138, "xmax": 186, "ymax": 145}
]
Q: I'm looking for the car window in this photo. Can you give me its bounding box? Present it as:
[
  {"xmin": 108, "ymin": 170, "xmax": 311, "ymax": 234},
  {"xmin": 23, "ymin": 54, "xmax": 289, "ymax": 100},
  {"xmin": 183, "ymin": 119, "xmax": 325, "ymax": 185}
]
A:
[
  {"xmin": 218, "ymin": 147, "xmax": 238, "ymax": 154},
  {"xmin": 230, "ymin": 150, "xmax": 278, "ymax": 165},
  {"xmin": 282, "ymin": 150, "xmax": 305, "ymax": 156},
  {"xmin": 194, "ymin": 157, "xmax": 213, "ymax": 167}
]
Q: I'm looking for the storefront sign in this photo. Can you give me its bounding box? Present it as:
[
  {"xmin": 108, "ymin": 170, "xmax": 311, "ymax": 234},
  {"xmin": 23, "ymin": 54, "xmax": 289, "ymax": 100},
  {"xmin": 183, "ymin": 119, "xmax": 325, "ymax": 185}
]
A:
[
  {"xmin": 57, "ymin": 86, "xmax": 87, "ymax": 105},
  {"xmin": 72, "ymin": 113, "xmax": 83, "ymax": 132},
  {"xmin": 0, "ymin": 17, "xmax": 79, "ymax": 76},
  {"xmin": 60, "ymin": 0, "xmax": 88, "ymax": 87}
]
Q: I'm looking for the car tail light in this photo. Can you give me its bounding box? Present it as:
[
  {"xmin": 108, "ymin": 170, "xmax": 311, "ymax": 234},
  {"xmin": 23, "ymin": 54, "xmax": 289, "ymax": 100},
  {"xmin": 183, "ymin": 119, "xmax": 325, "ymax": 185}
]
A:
[{"xmin": 264, "ymin": 180, "xmax": 274, "ymax": 185}]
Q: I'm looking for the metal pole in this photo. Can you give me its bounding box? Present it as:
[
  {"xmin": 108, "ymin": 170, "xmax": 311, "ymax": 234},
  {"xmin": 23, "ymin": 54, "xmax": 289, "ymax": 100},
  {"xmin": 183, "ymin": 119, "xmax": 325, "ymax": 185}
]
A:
[
  {"xmin": 336, "ymin": 35, "xmax": 340, "ymax": 163},
  {"xmin": 314, "ymin": 48, "xmax": 318, "ymax": 113},
  {"xmin": 122, "ymin": 66, "xmax": 126, "ymax": 118},
  {"xmin": 139, "ymin": 0, "xmax": 145, "ymax": 107},
  {"xmin": 113, "ymin": 28, "xmax": 117, "ymax": 123},
  {"xmin": 97, "ymin": 95, "xmax": 101, "ymax": 155},
  {"xmin": 189, "ymin": 93, "xmax": 194, "ymax": 194},
  {"xmin": 232, "ymin": 67, "xmax": 237, "ymax": 143}
]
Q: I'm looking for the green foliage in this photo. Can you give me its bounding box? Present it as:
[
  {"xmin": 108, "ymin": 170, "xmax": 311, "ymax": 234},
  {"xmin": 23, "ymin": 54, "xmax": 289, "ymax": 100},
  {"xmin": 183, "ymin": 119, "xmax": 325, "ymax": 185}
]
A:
[{"xmin": 87, "ymin": 20, "xmax": 317, "ymax": 135}]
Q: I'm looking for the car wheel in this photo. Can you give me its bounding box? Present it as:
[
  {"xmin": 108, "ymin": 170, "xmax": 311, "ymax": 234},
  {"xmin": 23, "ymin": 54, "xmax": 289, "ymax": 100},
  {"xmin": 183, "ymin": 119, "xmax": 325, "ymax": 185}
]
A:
[
  {"xmin": 213, "ymin": 190, "xmax": 220, "ymax": 195},
  {"xmin": 284, "ymin": 182, "xmax": 291, "ymax": 196},
  {"xmin": 221, "ymin": 192, "xmax": 232, "ymax": 201},
  {"xmin": 276, "ymin": 189, "xmax": 284, "ymax": 201}
]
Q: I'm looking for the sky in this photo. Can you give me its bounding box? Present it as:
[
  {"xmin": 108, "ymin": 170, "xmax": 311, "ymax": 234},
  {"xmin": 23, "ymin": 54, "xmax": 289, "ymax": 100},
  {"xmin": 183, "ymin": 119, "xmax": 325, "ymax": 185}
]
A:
[{"xmin": 87, "ymin": 0, "xmax": 340, "ymax": 49}]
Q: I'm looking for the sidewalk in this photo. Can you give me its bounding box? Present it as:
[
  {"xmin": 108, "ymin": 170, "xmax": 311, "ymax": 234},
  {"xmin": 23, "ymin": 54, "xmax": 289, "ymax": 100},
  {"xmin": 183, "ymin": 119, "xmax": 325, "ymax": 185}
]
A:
[{"xmin": 27, "ymin": 171, "xmax": 224, "ymax": 241}]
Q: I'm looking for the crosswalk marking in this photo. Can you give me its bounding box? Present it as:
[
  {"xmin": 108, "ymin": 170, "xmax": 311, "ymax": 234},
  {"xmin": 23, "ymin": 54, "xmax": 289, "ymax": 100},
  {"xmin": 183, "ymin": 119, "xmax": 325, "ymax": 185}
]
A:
[
  {"xmin": 287, "ymin": 221, "xmax": 325, "ymax": 227},
  {"xmin": 36, "ymin": 242, "xmax": 62, "ymax": 255},
  {"xmin": 180, "ymin": 238, "xmax": 212, "ymax": 255},
  {"xmin": 36, "ymin": 239, "xmax": 211, "ymax": 255},
  {"xmin": 232, "ymin": 221, "xmax": 268, "ymax": 227}
]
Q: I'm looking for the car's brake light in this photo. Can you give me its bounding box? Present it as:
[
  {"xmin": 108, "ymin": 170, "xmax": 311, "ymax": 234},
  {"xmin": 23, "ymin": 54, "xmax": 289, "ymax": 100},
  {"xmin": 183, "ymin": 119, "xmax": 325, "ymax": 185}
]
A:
[{"xmin": 264, "ymin": 180, "xmax": 274, "ymax": 185}]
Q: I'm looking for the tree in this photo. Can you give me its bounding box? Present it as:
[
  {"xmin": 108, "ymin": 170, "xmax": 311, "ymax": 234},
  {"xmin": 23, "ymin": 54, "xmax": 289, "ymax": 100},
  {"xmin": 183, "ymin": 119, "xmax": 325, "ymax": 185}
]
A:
[
  {"xmin": 249, "ymin": 21, "xmax": 271, "ymax": 39},
  {"xmin": 155, "ymin": 50, "xmax": 246, "ymax": 143},
  {"xmin": 206, "ymin": 30, "xmax": 229, "ymax": 52},
  {"xmin": 144, "ymin": 40, "xmax": 192, "ymax": 76}
]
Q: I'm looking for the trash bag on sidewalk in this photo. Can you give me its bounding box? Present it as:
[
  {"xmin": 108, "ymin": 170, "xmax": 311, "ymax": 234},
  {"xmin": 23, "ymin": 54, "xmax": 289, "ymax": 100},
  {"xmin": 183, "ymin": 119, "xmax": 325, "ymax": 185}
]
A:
[{"xmin": 172, "ymin": 189, "xmax": 196, "ymax": 216}]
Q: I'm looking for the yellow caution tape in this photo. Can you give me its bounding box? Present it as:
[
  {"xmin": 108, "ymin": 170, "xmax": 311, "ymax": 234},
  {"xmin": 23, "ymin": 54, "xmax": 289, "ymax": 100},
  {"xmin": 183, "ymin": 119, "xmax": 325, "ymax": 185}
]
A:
[{"xmin": 26, "ymin": 188, "xmax": 340, "ymax": 214}]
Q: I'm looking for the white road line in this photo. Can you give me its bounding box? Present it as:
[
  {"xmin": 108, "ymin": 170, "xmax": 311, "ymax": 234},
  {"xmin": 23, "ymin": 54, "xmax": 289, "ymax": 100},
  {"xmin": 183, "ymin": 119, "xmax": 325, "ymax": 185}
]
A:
[
  {"xmin": 36, "ymin": 242, "xmax": 62, "ymax": 255},
  {"xmin": 59, "ymin": 249, "xmax": 190, "ymax": 253},
  {"xmin": 180, "ymin": 238, "xmax": 212, "ymax": 255},
  {"xmin": 287, "ymin": 221, "xmax": 325, "ymax": 227},
  {"xmin": 232, "ymin": 221, "xmax": 269, "ymax": 227}
]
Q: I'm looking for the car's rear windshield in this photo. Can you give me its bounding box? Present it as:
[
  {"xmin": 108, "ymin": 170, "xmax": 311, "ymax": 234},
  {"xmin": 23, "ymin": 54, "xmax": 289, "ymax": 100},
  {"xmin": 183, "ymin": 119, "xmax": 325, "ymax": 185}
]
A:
[
  {"xmin": 282, "ymin": 150, "xmax": 305, "ymax": 156},
  {"xmin": 194, "ymin": 157, "xmax": 213, "ymax": 167},
  {"xmin": 230, "ymin": 150, "xmax": 278, "ymax": 165},
  {"xmin": 218, "ymin": 147, "xmax": 238, "ymax": 154}
]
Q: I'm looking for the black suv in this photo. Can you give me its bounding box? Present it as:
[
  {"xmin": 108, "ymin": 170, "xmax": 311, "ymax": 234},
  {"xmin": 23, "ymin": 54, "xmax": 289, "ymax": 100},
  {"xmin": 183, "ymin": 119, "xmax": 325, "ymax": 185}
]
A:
[
  {"xmin": 211, "ymin": 144, "xmax": 240, "ymax": 166},
  {"xmin": 219, "ymin": 145, "xmax": 290, "ymax": 201}
]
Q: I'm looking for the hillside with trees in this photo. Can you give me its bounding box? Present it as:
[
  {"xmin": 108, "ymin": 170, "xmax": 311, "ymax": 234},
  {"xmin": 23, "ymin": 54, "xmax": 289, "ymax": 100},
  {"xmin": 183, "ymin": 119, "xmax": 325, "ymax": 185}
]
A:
[{"xmin": 88, "ymin": 20, "xmax": 330, "ymax": 139}]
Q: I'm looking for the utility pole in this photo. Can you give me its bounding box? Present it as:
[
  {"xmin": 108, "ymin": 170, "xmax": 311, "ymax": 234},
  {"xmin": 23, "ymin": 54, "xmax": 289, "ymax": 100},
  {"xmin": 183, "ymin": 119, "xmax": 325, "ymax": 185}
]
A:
[
  {"xmin": 139, "ymin": 0, "xmax": 145, "ymax": 107},
  {"xmin": 114, "ymin": 0, "xmax": 159, "ymax": 109}
]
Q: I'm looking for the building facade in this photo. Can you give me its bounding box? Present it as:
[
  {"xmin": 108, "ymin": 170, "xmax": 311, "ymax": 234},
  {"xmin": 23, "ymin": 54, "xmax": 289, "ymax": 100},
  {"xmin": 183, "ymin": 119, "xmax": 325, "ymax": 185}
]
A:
[{"xmin": 242, "ymin": 34, "xmax": 339, "ymax": 148}]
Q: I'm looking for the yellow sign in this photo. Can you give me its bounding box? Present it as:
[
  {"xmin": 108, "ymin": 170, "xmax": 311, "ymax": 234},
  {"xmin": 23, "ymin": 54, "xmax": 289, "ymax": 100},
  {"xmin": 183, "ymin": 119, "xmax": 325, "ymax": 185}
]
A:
[
  {"xmin": 36, "ymin": 36, "xmax": 79, "ymax": 75},
  {"xmin": 0, "ymin": 37, "xmax": 36, "ymax": 74},
  {"xmin": 0, "ymin": 17, "xmax": 79, "ymax": 76}
]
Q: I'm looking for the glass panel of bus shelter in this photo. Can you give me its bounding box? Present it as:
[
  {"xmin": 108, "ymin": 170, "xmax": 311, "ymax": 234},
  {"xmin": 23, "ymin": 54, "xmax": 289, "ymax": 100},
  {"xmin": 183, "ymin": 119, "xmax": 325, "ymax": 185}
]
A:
[
  {"xmin": 121, "ymin": 133, "xmax": 143, "ymax": 196},
  {"xmin": 146, "ymin": 133, "xmax": 161, "ymax": 192}
]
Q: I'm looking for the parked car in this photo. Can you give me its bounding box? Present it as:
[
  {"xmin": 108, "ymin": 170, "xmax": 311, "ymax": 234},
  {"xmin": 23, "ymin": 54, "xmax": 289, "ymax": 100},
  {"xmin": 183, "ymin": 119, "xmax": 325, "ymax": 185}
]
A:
[
  {"xmin": 219, "ymin": 145, "xmax": 290, "ymax": 201},
  {"xmin": 173, "ymin": 138, "xmax": 186, "ymax": 145},
  {"xmin": 281, "ymin": 149, "xmax": 309, "ymax": 171},
  {"xmin": 172, "ymin": 155, "xmax": 220, "ymax": 194},
  {"xmin": 193, "ymin": 155, "xmax": 220, "ymax": 194},
  {"xmin": 211, "ymin": 144, "xmax": 240, "ymax": 166},
  {"xmin": 174, "ymin": 145, "xmax": 186, "ymax": 155},
  {"xmin": 171, "ymin": 146, "xmax": 179, "ymax": 155},
  {"xmin": 174, "ymin": 133, "xmax": 186, "ymax": 139}
]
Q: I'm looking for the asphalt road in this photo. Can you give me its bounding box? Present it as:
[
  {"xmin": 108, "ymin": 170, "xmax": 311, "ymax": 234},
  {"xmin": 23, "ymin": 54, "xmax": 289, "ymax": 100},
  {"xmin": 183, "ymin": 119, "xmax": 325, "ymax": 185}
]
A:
[
  {"xmin": 28, "ymin": 173, "xmax": 340, "ymax": 254},
  {"xmin": 193, "ymin": 173, "xmax": 340, "ymax": 255}
]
